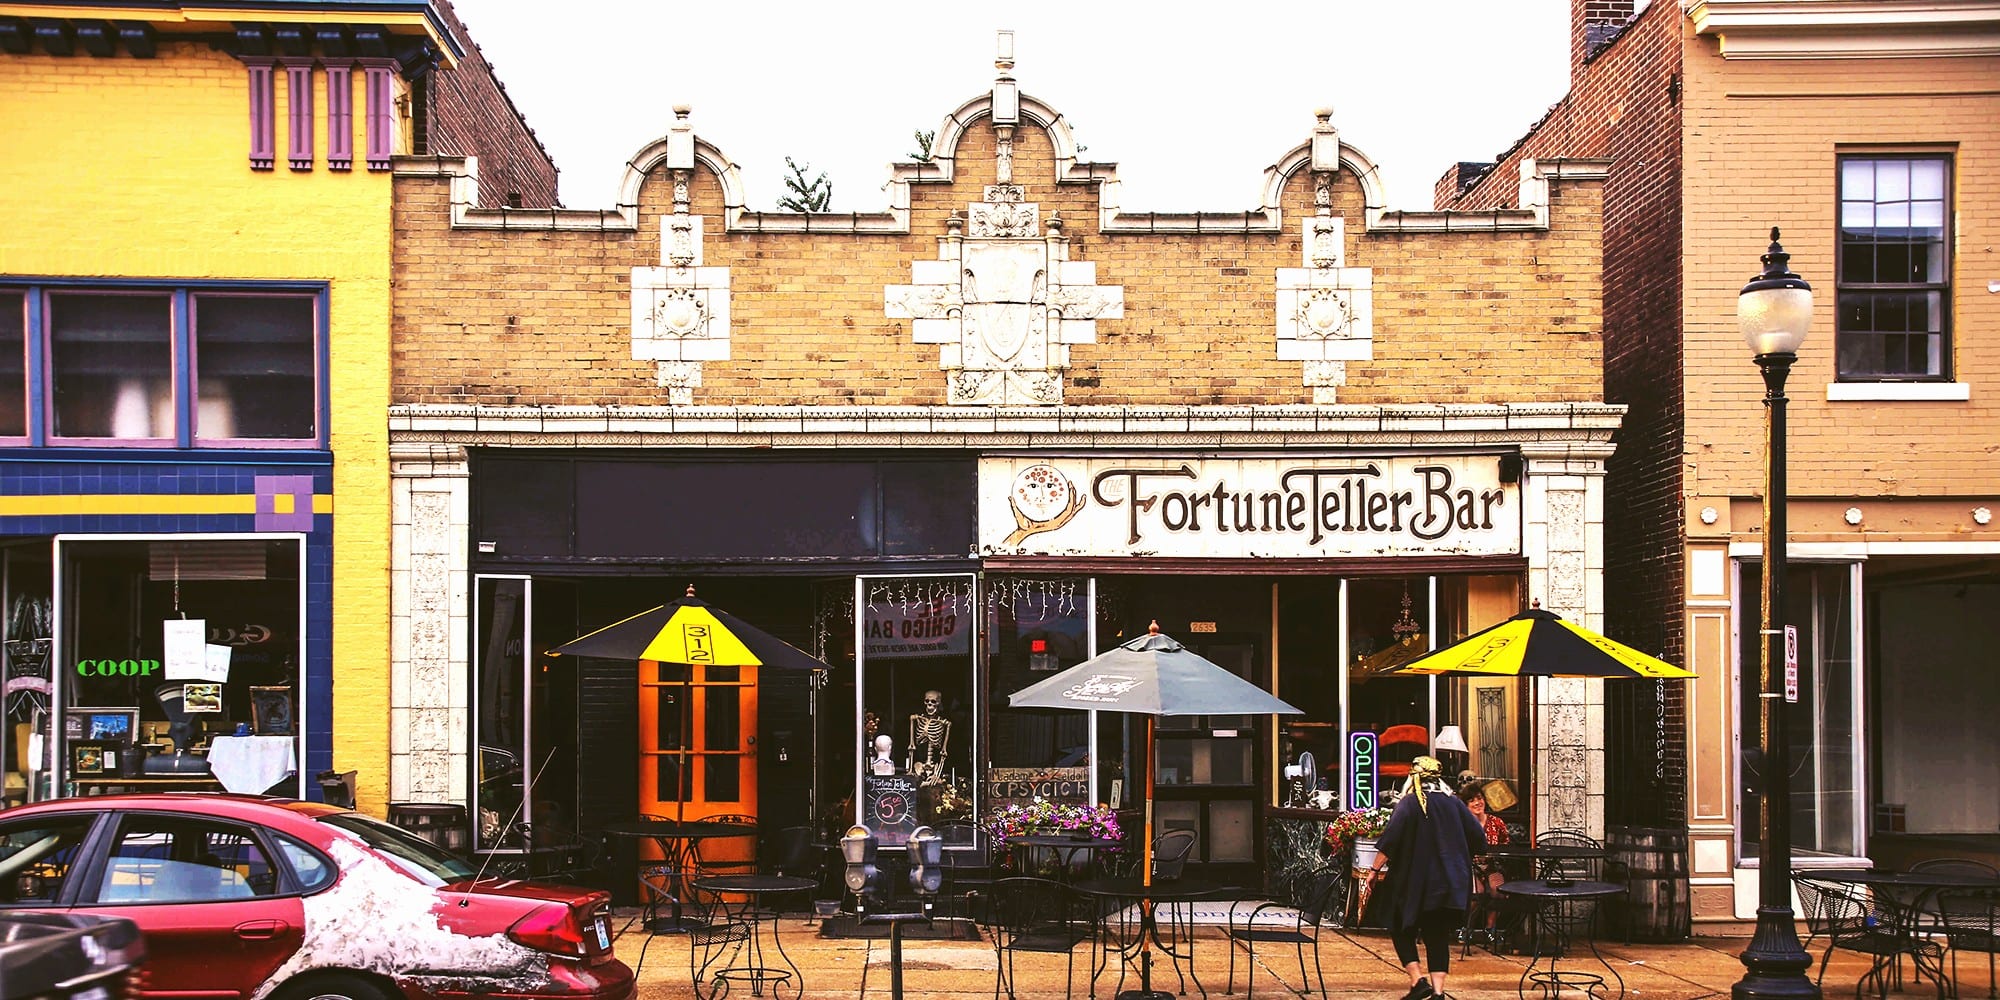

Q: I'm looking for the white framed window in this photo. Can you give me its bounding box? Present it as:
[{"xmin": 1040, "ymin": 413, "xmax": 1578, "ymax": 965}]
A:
[{"xmin": 1836, "ymin": 155, "xmax": 1951, "ymax": 382}]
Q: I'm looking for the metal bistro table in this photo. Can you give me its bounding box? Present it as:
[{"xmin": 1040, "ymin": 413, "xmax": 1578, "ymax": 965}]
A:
[
  {"xmin": 1076, "ymin": 876, "xmax": 1237, "ymax": 999},
  {"xmin": 1496, "ymin": 879, "xmax": 1627, "ymax": 1000},
  {"xmin": 1005, "ymin": 834, "xmax": 1123, "ymax": 881},
  {"xmin": 604, "ymin": 818, "xmax": 759, "ymax": 932},
  {"xmin": 690, "ymin": 873, "xmax": 815, "ymax": 1000},
  {"xmin": 1800, "ymin": 867, "xmax": 2000, "ymax": 1000}
]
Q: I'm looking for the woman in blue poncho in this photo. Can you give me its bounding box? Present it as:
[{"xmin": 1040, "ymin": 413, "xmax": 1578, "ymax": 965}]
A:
[{"xmin": 1361, "ymin": 754, "xmax": 1487, "ymax": 1000}]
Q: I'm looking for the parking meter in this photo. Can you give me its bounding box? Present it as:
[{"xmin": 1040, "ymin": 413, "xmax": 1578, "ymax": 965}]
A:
[
  {"xmin": 906, "ymin": 825, "xmax": 943, "ymax": 896},
  {"xmin": 840, "ymin": 825, "xmax": 878, "ymax": 905}
]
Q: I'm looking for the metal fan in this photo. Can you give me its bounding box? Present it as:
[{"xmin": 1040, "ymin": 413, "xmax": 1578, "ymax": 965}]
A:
[{"xmin": 1283, "ymin": 750, "xmax": 1317, "ymax": 808}]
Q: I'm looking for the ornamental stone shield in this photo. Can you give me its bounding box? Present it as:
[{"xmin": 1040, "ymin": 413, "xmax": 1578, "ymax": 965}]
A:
[{"xmin": 886, "ymin": 186, "xmax": 1123, "ymax": 405}]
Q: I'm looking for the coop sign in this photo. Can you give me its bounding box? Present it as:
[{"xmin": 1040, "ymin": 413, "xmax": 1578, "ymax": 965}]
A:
[
  {"xmin": 1350, "ymin": 730, "xmax": 1379, "ymax": 811},
  {"xmin": 979, "ymin": 455, "xmax": 1518, "ymax": 559},
  {"xmin": 75, "ymin": 659, "xmax": 162, "ymax": 677}
]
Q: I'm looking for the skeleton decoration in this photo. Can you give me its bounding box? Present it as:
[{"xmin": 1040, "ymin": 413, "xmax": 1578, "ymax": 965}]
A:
[
  {"xmin": 1275, "ymin": 109, "xmax": 1374, "ymax": 403},
  {"xmin": 886, "ymin": 194, "xmax": 1123, "ymax": 405},
  {"xmin": 631, "ymin": 106, "xmax": 731, "ymax": 404},
  {"xmin": 908, "ymin": 689, "xmax": 951, "ymax": 787}
]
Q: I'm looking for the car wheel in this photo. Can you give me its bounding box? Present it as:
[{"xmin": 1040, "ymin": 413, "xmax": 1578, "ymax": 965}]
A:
[{"xmin": 271, "ymin": 972, "xmax": 395, "ymax": 1000}]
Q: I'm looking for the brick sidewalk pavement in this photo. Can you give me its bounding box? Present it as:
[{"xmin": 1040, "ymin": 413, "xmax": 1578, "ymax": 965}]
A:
[{"xmin": 612, "ymin": 909, "xmax": 1989, "ymax": 999}]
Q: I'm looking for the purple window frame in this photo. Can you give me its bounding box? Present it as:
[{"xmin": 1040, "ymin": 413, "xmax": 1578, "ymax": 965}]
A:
[
  {"xmin": 362, "ymin": 61, "xmax": 395, "ymax": 170},
  {"xmin": 326, "ymin": 65, "xmax": 353, "ymax": 170},
  {"xmin": 43, "ymin": 289, "xmax": 178, "ymax": 448},
  {"xmin": 0, "ymin": 292, "xmax": 28, "ymax": 446},
  {"xmin": 188, "ymin": 291, "xmax": 321, "ymax": 449},
  {"xmin": 285, "ymin": 60, "xmax": 314, "ymax": 171},
  {"xmin": 246, "ymin": 59, "xmax": 276, "ymax": 170}
]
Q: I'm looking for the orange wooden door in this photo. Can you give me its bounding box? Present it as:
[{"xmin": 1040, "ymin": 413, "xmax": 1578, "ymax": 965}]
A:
[{"xmin": 637, "ymin": 661, "xmax": 759, "ymax": 863}]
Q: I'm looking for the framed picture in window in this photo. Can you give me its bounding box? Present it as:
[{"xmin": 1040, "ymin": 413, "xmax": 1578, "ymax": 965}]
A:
[
  {"xmin": 71, "ymin": 740, "xmax": 119, "ymax": 776},
  {"xmin": 249, "ymin": 686, "xmax": 292, "ymax": 736},
  {"xmin": 66, "ymin": 707, "xmax": 138, "ymax": 745},
  {"xmin": 182, "ymin": 683, "xmax": 222, "ymax": 714}
]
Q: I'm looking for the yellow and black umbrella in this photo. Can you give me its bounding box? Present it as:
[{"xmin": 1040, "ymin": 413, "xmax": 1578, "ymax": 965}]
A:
[
  {"xmin": 548, "ymin": 585, "xmax": 825, "ymax": 674},
  {"xmin": 1382, "ymin": 606, "xmax": 1694, "ymax": 678}
]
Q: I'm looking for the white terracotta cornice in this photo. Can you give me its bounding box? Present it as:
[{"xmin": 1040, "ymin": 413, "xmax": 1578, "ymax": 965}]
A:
[
  {"xmin": 389, "ymin": 402, "xmax": 1625, "ymax": 449},
  {"xmin": 1687, "ymin": 0, "xmax": 2000, "ymax": 58}
]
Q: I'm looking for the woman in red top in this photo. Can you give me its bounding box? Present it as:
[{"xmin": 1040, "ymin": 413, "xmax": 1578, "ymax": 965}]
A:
[{"xmin": 1462, "ymin": 781, "xmax": 1509, "ymax": 930}]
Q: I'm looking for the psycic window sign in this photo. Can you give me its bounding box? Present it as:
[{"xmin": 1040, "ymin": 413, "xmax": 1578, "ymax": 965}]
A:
[{"xmin": 979, "ymin": 455, "xmax": 1520, "ymax": 558}]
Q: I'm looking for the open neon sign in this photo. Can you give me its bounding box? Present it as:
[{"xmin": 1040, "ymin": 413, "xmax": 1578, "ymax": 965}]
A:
[{"xmin": 1350, "ymin": 730, "xmax": 1379, "ymax": 811}]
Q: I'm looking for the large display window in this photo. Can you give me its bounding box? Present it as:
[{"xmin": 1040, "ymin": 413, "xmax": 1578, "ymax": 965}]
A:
[
  {"xmin": 854, "ymin": 574, "xmax": 978, "ymax": 849},
  {"xmin": 54, "ymin": 535, "xmax": 304, "ymax": 796},
  {"xmin": 1276, "ymin": 573, "xmax": 1520, "ymax": 813}
]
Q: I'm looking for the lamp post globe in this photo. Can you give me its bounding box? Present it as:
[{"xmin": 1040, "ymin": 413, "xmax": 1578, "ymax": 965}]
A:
[{"xmin": 1733, "ymin": 228, "xmax": 1820, "ymax": 1000}]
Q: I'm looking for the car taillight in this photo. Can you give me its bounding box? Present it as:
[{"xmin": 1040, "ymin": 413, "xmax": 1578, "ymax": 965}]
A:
[{"xmin": 507, "ymin": 903, "xmax": 592, "ymax": 958}]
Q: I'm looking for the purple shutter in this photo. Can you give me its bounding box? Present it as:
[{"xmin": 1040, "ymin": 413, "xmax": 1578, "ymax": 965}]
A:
[
  {"xmin": 285, "ymin": 61, "xmax": 314, "ymax": 170},
  {"xmin": 325, "ymin": 65, "xmax": 353, "ymax": 170},
  {"xmin": 246, "ymin": 59, "xmax": 275, "ymax": 170},
  {"xmin": 363, "ymin": 62, "xmax": 394, "ymax": 170}
]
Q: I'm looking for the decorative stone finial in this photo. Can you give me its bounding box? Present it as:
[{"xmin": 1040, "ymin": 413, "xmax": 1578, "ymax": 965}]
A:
[
  {"xmin": 686, "ymin": 584, "xmax": 697, "ymax": 598},
  {"xmin": 1148, "ymin": 620, "xmax": 1160, "ymax": 635}
]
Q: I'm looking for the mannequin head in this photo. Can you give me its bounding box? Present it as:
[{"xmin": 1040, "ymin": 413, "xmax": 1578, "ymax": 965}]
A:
[{"xmin": 873, "ymin": 734, "xmax": 894, "ymax": 760}]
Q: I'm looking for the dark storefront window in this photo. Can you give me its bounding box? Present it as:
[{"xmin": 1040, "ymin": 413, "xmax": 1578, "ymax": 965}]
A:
[
  {"xmin": 475, "ymin": 454, "xmax": 976, "ymax": 562},
  {"xmin": 1739, "ymin": 560, "xmax": 1860, "ymax": 858},
  {"xmin": 57, "ymin": 537, "xmax": 303, "ymax": 794}
]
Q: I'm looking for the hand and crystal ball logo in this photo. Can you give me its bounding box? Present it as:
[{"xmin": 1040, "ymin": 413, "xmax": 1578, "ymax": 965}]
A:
[{"xmin": 1011, "ymin": 463, "xmax": 1074, "ymax": 521}]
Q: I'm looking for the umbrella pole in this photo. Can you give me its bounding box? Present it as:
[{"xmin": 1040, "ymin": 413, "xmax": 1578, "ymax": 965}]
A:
[{"xmin": 1140, "ymin": 714, "xmax": 1156, "ymax": 999}]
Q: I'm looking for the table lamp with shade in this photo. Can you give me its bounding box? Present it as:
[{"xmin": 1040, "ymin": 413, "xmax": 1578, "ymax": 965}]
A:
[{"xmin": 1434, "ymin": 724, "xmax": 1469, "ymax": 774}]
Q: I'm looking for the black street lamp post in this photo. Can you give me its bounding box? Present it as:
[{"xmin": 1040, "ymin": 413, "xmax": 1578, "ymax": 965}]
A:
[{"xmin": 1732, "ymin": 228, "xmax": 1820, "ymax": 1000}]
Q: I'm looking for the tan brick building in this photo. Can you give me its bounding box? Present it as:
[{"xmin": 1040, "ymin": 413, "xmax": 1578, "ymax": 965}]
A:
[
  {"xmin": 1444, "ymin": 0, "xmax": 2000, "ymax": 932},
  {"xmin": 388, "ymin": 36, "xmax": 1626, "ymax": 883}
]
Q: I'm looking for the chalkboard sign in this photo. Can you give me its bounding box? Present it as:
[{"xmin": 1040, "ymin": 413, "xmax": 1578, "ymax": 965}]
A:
[{"xmin": 864, "ymin": 775, "xmax": 920, "ymax": 846}]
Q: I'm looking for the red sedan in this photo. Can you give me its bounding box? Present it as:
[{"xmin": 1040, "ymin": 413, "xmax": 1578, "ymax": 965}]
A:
[{"xmin": 0, "ymin": 794, "xmax": 634, "ymax": 1000}]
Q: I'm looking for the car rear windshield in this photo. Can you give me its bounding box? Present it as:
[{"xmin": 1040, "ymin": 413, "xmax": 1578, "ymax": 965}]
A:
[{"xmin": 317, "ymin": 813, "xmax": 479, "ymax": 885}]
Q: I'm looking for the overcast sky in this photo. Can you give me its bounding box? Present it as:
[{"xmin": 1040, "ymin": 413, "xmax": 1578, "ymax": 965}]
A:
[{"xmin": 454, "ymin": 1, "xmax": 1576, "ymax": 212}]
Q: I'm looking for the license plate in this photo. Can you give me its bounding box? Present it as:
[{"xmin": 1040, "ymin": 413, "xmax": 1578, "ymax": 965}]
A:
[{"xmin": 594, "ymin": 916, "xmax": 611, "ymax": 951}]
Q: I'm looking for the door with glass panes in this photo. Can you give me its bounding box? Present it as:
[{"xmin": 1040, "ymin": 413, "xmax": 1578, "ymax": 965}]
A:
[{"xmin": 1153, "ymin": 635, "xmax": 1260, "ymax": 881}]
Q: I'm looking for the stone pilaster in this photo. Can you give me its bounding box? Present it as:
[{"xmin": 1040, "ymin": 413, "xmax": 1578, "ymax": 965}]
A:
[
  {"xmin": 390, "ymin": 443, "xmax": 469, "ymax": 804},
  {"xmin": 1521, "ymin": 443, "xmax": 1612, "ymax": 840}
]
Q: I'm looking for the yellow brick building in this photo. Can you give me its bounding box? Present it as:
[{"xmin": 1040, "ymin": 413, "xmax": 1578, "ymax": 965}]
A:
[
  {"xmin": 389, "ymin": 36, "xmax": 1630, "ymax": 883},
  {"xmin": 0, "ymin": 0, "xmax": 549, "ymax": 815}
]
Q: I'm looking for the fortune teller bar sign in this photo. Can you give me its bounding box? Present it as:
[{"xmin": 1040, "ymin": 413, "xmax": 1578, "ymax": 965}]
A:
[{"xmin": 978, "ymin": 455, "xmax": 1519, "ymax": 559}]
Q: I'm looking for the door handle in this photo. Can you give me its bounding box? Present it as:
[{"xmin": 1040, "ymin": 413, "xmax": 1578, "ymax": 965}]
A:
[{"xmin": 234, "ymin": 919, "xmax": 288, "ymax": 940}]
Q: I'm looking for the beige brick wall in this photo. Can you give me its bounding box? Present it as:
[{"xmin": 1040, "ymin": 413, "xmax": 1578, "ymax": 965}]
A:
[
  {"xmin": 395, "ymin": 118, "xmax": 1608, "ymax": 406},
  {"xmin": 1683, "ymin": 48, "xmax": 2000, "ymax": 505}
]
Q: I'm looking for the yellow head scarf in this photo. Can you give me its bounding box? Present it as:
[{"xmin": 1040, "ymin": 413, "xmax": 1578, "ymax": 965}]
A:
[{"xmin": 1403, "ymin": 755, "xmax": 1445, "ymax": 813}]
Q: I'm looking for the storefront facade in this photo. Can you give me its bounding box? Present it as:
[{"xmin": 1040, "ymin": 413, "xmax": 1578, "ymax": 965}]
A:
[
  {"xmin": 389, "ymin": 39, "xmax": 1624, "ymax": 870},
  {"xmin": 0, "ymin": 0, "xmax": 554, "ymax": 810},
  {"xmin": 1440, "ymin": 0, "xmax": 2000, "ymax": 926}
]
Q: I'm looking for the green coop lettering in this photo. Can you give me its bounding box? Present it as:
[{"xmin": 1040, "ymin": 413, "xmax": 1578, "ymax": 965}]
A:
[{"xmin": 74, "ymin": 659, "xmax": 162, "ymax": 677}]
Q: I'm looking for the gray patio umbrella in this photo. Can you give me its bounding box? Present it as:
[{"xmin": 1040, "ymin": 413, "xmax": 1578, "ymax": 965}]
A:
[{"xmin": 1010, "ymin": 622, "xmax": 1301, "ymax": 999}]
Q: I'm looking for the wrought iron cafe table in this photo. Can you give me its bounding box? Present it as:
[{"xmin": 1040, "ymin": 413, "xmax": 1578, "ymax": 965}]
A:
[
  {"xmin": 1075, "ymin": 875, "xmax": 1238, "ymax": 999},
  {"xmin": 604, "ymin": 817, "xmax": 759, "ymax": 932},
  {"xmin": 1495, "ymin": 878, "xmax": 1628, "ymax": 1000},
  {"xmin": 689, "ymin": 873, "xmax": 815, "ymax": 1000}
]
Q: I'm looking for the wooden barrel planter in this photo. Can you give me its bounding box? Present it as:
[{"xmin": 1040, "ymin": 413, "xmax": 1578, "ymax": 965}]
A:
[{"xmin": 1606, "ymin": 824, "xmax": 1691, "ymax": 941}]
